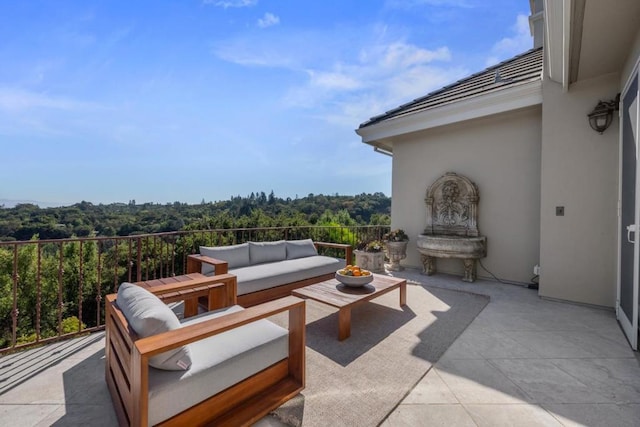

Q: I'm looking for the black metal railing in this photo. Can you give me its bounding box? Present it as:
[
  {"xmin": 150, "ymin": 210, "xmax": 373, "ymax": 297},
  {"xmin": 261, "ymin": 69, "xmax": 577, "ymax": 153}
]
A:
[{"xmin": 0, "ymin": 225, "xmax": 388, "ymax": 353}]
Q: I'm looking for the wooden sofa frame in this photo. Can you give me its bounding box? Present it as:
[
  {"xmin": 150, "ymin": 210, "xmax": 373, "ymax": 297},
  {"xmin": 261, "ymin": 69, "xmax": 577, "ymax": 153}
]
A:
[
  {"xmin": 186, "ymin": 241, "xmax": 353, "ymax": 307},
  {"xmin": 105, "ymin": 274, "xmax": 306, "ymax": 427}
]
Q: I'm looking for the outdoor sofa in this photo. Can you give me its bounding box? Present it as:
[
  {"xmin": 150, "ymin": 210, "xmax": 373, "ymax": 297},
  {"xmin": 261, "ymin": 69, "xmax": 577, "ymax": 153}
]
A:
[
  {"xmin": 186, "ymin": 239, "xmax": 353, "ymax": 307},
  {"xmin": 105, "ymin": 274, "xmax": 305, "ymax": 426}
]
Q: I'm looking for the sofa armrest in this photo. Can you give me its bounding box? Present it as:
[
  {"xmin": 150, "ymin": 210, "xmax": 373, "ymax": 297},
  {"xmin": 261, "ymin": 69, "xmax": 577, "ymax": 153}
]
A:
[
  {"xmin": 314, "ymin": 241, "xmax": 353, "ymax": 264},
  {"xmin": 187, "ymin": 254, "xmax": 229, "ymax": 275}
]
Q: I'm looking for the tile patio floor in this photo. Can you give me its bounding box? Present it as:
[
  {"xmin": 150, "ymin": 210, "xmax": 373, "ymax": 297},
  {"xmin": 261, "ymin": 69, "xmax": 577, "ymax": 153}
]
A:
[{"xmin": 1, "ymin": 269, "xmax": 639, "ymax": 426}]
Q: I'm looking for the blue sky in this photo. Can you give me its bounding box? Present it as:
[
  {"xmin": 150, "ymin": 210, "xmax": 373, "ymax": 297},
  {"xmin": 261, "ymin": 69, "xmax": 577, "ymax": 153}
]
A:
[{"xmin": 0, "ymin": 0, "xmax": 532, "ymax": 206}]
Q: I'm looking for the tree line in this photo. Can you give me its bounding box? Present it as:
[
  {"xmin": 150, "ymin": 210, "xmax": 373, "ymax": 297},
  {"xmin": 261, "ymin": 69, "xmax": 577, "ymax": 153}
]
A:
[{"xmin": 0, "ymin": 192, "xmax": 391, "ymax": 241}]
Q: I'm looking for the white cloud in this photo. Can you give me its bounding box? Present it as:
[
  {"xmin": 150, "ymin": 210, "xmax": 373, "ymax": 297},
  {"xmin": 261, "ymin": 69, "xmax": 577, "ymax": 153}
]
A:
[
  {"xmin": 371, "ymin": 43, "xmax": 451, "ymax": 69},
  {"xmin": 306, "ymin": 69, "xmax": 362, "ymax": 91},
  {"xmin": 204, "ymin": 0, "xmax": 257, "ymax": 8},
  {"xmin": 281, "ymin": 41, "xmax": 464, "ymax": 126},
  {"xmin": 214, "ymin": 41, "xmax": 296, "ymax": 68},
  {"xmin": 486, "ymin": 13, "xmax": 532, "ymax": 66},
  {"xmin": 257, "ymin": 12, "xmax": 280, "ymax": 29},
  {"xmin": 0, "ymin": 88, "xmax": 93, "ymax": 112}
]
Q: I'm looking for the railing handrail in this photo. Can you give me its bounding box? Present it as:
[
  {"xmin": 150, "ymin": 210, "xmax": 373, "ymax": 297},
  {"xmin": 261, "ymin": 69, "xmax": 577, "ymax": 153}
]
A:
[{"xmin": 0, "ymin": 225, "xmax": 386, "ymax": 246}]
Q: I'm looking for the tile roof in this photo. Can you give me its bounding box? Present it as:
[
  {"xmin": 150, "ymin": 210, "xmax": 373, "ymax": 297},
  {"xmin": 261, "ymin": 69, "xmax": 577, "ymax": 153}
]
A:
[{"xmin": 359, "ymin": 47, "xmax": 543, "ymax": 128}]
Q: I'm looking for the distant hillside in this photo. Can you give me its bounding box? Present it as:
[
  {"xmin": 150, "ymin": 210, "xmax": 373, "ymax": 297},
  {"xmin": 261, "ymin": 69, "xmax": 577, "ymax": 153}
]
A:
[
  {"xmin": 0, "ymin": 199, "xmax": 67, "ymax": 209},
  {"xmin": 0, "ymin": 192, "xmax": 391, "ymax": 241}
]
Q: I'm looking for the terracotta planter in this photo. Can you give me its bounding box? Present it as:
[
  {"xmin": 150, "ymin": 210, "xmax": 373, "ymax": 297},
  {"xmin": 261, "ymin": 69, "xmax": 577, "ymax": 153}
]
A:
[
  {"xmin": 384, "ymin": 241, "xmax": 408, "ymax": 271},
  {"xmin": 354, "ymin": 250, "xmax": 385, "ymax": 273}
]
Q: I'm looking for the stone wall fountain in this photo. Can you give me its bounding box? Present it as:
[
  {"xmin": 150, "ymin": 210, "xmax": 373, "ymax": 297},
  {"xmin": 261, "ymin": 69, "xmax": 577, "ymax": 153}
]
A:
[{"xmin": 416, "ymin": 172, "xmax": 487, "ymax": 282}]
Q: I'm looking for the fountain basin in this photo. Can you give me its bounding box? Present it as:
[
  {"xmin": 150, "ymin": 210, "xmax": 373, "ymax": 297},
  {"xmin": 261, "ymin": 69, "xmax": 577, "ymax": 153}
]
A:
[{"xmin": 416, "ymin": 235, "xmax": 487, "ymax": 259}]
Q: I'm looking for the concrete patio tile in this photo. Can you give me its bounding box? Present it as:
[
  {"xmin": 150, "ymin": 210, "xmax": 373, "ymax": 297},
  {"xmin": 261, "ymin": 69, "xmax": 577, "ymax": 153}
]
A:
[
  {"xmin": 436, "ymin": 358, "xmax": 532, "ymax": 404},
  {"xmin": 563, "ymin": 329, "xmax": 633, "ymax": 357},
  {"xmin": 488, "ymin": 358, "xmax": 614, "ymax": 404},
  {"xmin": 381, "ymin": 404, "xmax": 476, "ymax": 427},
  {"xmin": 506, "ymin": 330, "xmax": 632, "ymax": 359},
  {"xmin": 545, "ymin": 307, "xmax": 620, "ymax": 332},
  {"xmin": 464, "ymin": 403, "xmax": 563, "ymax": 426},
  {"xmin": 441, "ymin": 328, "xmax": 537, "ymax": 360},
  {"xmin": 543, "ymin": 403, "xmax": 640, "ymax": 427},
  {"xmin": 401, "ymin": 368, "xmax": 458, "ymax": 404},
  {"xmin": 0, "ymin": 403, "xmax": 61, "ymax": 426},
  {"xmin": 62, "ymin": 357, "xmax": 113, "ymax": 405},
  {"xmin": 34, "ymin": 403, "xmax": 118, "ymax": 426},
  {"xmin": 547, "ymin": 358, "xmax": 640, "ymax": 404},
  {"xmin": 0, "ymin": 357, "xmax": 80, "ymax": 404},
  {"xmin": 0, "ymin": 335, "xmax": 106, "ymax": 398},
  {"xmin": 467, "ymin": 310, "xmax": 546, "ymax": 332}
]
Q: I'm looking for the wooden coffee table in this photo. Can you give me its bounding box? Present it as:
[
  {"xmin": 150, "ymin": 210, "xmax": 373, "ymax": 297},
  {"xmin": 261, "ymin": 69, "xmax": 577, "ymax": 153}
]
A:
[{"xmin": 292, "ymin": 274, "xmax": 407, "ymax": 340}]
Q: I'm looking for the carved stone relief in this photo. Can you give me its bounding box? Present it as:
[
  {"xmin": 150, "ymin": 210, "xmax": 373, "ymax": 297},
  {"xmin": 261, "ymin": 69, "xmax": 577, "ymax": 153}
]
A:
[{"xmin": 424, "ymin": 172, "xmax": 480, "ymax": 237}]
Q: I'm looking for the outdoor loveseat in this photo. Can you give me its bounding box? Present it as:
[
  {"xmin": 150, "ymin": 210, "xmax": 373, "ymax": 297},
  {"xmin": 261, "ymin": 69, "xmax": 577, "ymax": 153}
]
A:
[
  {"xmin": 186, "ymin": 239, "xmax": 352, "ymax": 307},
  {"xmin": 105, "ymin": 274, "xmax": 305, "ymax": 426}
]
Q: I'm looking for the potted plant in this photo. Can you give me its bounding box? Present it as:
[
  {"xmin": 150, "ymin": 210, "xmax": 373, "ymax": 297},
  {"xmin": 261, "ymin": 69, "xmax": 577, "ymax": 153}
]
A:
[
  {"xmin": 354, "ymin": 239, "xmax": 385, "ymax": 273},
  {"xmin": 383, "ymin": 229, "xmax": 409, "ymax": 271}
]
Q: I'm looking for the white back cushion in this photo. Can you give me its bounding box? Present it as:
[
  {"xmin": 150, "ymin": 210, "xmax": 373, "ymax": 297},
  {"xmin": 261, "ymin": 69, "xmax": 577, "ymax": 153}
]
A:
[
  {"xmin": 286, "ymin": 239, "xmax": 318, "ymax": 260},
  {"xmin": 200, "ymin": 243, "xmax": 250, "ymax": 273},
  {"xmin": 117, "ymin": 282, "xmax": 192, "ymax": 371},
  {"xmin": 249, "ymin": 241, "xmax": 287, "ymax": 265}
]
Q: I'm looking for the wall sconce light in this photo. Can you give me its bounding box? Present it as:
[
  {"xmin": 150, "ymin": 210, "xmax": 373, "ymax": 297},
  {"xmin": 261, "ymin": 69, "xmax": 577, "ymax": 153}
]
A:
[{"xmin": 587, "ymin": 94, "xmax": 620, "ymax": 134}]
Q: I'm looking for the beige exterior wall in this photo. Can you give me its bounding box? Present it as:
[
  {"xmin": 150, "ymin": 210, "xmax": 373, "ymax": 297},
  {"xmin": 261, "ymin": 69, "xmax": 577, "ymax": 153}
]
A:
[
  {"xmin": 390, "ymin": 107, "xmax": 541, "ymax": 284},
  {"xmin": 539, "ymin": 73, "xmax": 619, "ymax": 307}
]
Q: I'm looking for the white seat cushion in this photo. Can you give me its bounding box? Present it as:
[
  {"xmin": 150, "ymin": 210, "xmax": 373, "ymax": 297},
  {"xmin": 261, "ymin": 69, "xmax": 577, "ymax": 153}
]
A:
[
  {"xmin": 147, "ymin": 305, "xmax": 289, "ymax": 426},
  {"xmin": 231, "ymin": 255, "xmax": 344, "ymax": 295}
]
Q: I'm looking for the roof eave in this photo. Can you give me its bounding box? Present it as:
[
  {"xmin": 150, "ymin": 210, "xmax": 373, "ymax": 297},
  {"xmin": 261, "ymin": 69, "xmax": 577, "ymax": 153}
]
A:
[
  {"xmin": 356, "ymin": 79, "xmax": 543, "ymax": 145},
  {"xmin": 544, "ymin": 0, "xmax": 576, "ymax": 89}
]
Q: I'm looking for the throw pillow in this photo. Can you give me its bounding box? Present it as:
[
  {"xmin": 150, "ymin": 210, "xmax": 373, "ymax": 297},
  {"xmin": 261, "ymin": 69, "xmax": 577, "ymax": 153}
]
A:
[{"xmin": 116, "ymin": 282, "xmax": 192, "ymax": 371}]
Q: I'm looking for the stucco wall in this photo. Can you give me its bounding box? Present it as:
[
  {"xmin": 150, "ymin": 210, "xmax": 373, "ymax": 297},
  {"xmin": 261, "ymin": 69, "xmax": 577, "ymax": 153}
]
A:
[
  {"xmin": 539, "ymin": 73, "xmax": 619, "ymax": 307},
  {"xmin": 390, "ymin": 107, "xmax": 541, "ymax": 284}
]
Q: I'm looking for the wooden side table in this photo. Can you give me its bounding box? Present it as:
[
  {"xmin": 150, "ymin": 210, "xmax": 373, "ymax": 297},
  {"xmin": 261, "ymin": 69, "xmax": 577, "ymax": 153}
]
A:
[{"xmin": 135, "ymin": 273, "xmax": 237, "ymax": 317}]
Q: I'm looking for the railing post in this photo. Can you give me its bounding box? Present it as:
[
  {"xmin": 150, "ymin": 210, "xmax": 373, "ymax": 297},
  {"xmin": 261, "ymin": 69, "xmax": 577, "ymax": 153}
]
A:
[
  {"xmin": 114, "ymin": 239, "xmax": 119, "ymax": 292},
  {"xmin": 128, "ymin": 239, "xmax": 133, "ymax": 283},
  {"xmin": 57, "ymin": 242, "xmax": 64, "ymax": 337},
  {"xmin": 136, "ymin": 237, "xmax": 142, "ymax": 282},
  {"xmin": 11, "ymin": 244, "xmax": 18, "ymax": 348},
  {"xmin": 97, "ymin": 241, "xmax": 103, "ymax": 328},
  {"xmin": 78, "ymin": 241, "xmax": 84, "ymax": 333},
  {"xmin": 36, "ymin": 243, "xmax": 42, "ymax": 342}
]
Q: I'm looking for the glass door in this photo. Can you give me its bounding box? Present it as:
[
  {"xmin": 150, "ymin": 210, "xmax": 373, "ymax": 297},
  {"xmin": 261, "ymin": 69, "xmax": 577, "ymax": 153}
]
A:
[{"xmin": 618, "ymin": 71, "xmax": 639, "ymax": 350}]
